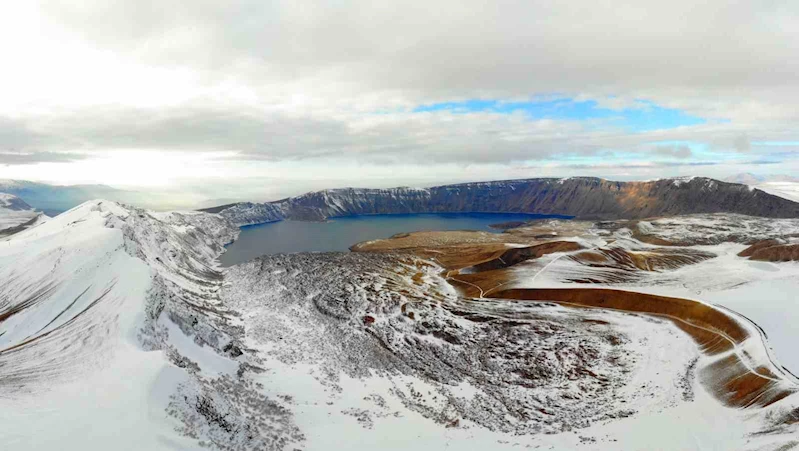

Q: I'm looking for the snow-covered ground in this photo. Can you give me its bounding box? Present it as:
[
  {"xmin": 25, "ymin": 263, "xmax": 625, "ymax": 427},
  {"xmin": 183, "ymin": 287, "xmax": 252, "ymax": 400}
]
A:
[
  {"xmin": 0, "ymin": 201, "xmax": 256, "ymax": 450},
  {"xmin": 510, "ymin": 216, "xmax": 799, "ymax": 375},
  {"xmin": 1, "ymin": 202, "xmax": 183, "ymax": 448},
  {"xmin": 2, "ymin": 204, "xmax": 798, "ymax": 450},
  {"xmin": 639, "ymin": 244, "xmax": 799, "ymax": 374},
  {"xmin": 222, "ymin": 252, "xmax": 798, "ymax": 450}
]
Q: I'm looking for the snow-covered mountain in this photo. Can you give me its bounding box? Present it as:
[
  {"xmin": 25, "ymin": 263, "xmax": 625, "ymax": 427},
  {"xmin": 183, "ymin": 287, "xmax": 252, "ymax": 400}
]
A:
[
  {"xmin": 0, "ymin": 201, "xmax": 258, "ymax": 448},
  {"xmin": 0, "ymin": 193, "xmax": 47, "ymax": 236},
  {"xmin": 208, "ymin": 177, "xmax": 799, "ymax": 226},
  {"xmin": 3, "ymin": 199, "xmax": 799, "ymax": 450}
]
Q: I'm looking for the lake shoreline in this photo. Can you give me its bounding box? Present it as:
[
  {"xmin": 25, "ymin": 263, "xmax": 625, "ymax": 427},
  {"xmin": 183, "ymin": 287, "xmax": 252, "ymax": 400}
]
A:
[{"xmin": 220, "ymin": 212, "xmax": 571, "ymax": 266}]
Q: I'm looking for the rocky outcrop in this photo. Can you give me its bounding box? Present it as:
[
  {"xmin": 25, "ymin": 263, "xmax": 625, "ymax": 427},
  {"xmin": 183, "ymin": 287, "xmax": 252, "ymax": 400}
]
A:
[
  {"xmin": 739, "ymin": 239, "xmax": 799, "ymax": 262},
  {"xmin": 208, "ymin": 177, "xmax": 799, "ymax": 226},
  {"xmin": 465, "ymin": 241, "xmax": 584, "ymax": 273}
]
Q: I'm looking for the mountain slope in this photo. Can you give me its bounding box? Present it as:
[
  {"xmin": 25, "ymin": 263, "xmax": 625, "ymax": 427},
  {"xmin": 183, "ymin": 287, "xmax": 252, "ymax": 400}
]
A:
[
  {"xmin": 0, "ymin": 201, "xmax": 297, "ymax": 450},
  {"xmin": 0, "ymin": 193, "xmax": 47, "ymax": 236},
  {"xmin": 209, "ymin": 177, "xmax": 799, "ymax": 226}
]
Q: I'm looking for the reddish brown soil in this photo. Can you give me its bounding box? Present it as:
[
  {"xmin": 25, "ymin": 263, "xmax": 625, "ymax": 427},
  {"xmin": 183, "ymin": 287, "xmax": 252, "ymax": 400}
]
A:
[
  {"xmin": 449, "ymin": 269, "xmax": 514, "ymax": 298},
  {"xmin": 491, "ymin": 287, "xmax": 797, "ymax": 409},
  {"xmin": 352, "ymin": 227, "xmax": 799, "ymax": 415},
  {"xmin": 633, "ymin": 233, "xmax": 677, "ymax": 246},
  {"xmin": 738, "ymin": 239, "xmax": 783, "ymax": 257},
  {"xmin": 739, "ymin": 240, "xmax": 799, "ymax": 262},
  {"xmin": 467, "ymin": 241, "xmax": 583, "ymax": 273},
  {"xmin": 569, "ymin": 247, "xmax": 715, "ymax": 272},
  {"xmin": 629, "ymin": 221, "xmax": 677, "ymax": 246}
]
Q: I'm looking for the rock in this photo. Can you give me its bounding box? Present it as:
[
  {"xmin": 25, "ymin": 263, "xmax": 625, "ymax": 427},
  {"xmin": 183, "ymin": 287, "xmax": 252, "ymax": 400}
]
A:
[
  {"xmin": 740, "ymin": 240, "xmax": 799, "ymax": 262},
  {"xmin": 738, "ymin": 239, "xmax": 783, "ymax": 257}
]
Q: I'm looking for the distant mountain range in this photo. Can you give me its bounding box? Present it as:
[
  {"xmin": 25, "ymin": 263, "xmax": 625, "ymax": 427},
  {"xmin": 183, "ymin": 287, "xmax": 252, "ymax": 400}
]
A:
[
  {"xmin": 0, "ymin": 193, "xmax": 47, "ymax": 236},
  {"xmin": 6, "ymin": 175, "xmax": 799, "ymax": 222},
  {"xmin": 205, "ymin": 177, "xmax": 799, "ymax": 226},
  {"xmin": 0, "ymin": 179, "xmax": 151, "ymax": 215}
]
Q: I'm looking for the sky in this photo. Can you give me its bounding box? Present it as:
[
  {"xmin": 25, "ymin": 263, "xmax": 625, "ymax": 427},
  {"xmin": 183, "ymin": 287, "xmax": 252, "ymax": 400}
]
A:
[{"xmin": 0, "ymin": 1, "xmax": 798, "ymax": 206}]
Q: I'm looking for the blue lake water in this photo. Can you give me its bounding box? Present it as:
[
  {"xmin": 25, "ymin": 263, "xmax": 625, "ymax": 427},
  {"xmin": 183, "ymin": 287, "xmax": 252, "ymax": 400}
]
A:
[{"xmin": 219, "ymin": 212, "xmax": 568, "ymax": 266}]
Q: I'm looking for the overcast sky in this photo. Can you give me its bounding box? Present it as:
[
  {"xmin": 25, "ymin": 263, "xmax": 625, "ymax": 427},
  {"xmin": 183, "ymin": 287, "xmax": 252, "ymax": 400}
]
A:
[{"xmin": 0, "ymin": 1, "xmax": 797, "ymax": 205}]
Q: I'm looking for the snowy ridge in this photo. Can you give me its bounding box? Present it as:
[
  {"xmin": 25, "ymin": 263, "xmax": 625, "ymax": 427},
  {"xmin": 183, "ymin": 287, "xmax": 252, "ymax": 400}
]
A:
[
  {"xmin": 666, "ymin": 176, "xmax": 696, "ymax": 187},
  {"xmin": 0, "ymin": 200, "xmax": 304, "ymax": 450}
]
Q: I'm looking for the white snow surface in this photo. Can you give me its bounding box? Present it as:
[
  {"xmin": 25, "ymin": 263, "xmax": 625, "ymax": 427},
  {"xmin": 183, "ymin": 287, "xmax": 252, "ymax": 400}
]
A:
[
  {"xmin": 1, "ymin": 205, "xmax": 798, "ymax": 450},
  {"xmin": 0, "ymin": 201, "xmax": 182, "ymax": 448},
  {"xmin": 221, "ymin": 253, "xmax": 729, "ymax": 449},
  {"xmin": 521, "ymin": 215, "xmax": 799, "ymax": 374},
  {"xmin": 0, "ymin": 200, "xmax": 269, "ymax": 450}
]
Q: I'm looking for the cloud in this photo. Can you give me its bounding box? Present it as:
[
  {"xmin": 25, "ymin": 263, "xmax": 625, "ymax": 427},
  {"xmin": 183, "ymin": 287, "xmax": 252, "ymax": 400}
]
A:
[
  {"xmin": 654, "ymin": 145, "xmax": 693, "ymax": 158},
  {"xmin": 0, "ymin": 102, "xmax": 797, "ymax": 167},
  {"xmin": 33, "ymin": 2, "xmax": 799, "ymax": 111},
  {"xmin": 521, "ymin": 161, "xmax": 720, "ymax": 170},
  {"xmin": 0, "ymin": 1, "xmax": 795, "ymax": 186},
  {"xmin": 0, "ymin": 117, "xmax": 46, "ymax": 149},
  {"xmin": 0, "ymin": 107, "xmax": 590, "ymax": 163},
  {"xmin": 734, "ymin": 135, "xmax": 751, "ymax": 152},
  {"xmin": 0, "ymin": 151, "xmax": 87, "ymax": 165}
]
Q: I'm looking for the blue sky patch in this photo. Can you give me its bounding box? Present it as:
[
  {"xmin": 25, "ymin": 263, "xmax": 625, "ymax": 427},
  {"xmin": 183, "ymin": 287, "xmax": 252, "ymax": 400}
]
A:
[
  {"xmin": 752, "ymin": 141, "xmax": 799, "ymax": 146},
  {"xmin": 413, "ymin": 98, "xmax": 706, "ymax": 132}
]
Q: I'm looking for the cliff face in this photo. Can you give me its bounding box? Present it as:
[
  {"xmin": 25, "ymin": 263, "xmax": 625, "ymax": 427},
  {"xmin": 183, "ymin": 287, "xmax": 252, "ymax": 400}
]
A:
[{"xmin": 210, "ymin": 177, "xmax": 799, "ymax": 226}]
